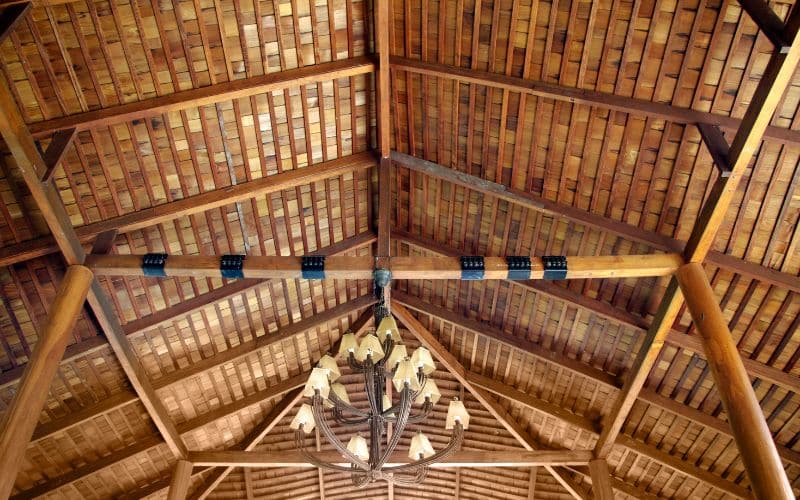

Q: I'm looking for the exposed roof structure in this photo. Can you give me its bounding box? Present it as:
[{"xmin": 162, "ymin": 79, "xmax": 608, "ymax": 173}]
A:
[{"xmin": 0, "ymin": 0, "xmax": 799, "ymax": 498}]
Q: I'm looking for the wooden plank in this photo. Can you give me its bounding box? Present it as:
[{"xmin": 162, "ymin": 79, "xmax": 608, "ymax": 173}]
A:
[
  {"xmin": 0, "ymin": 152, "xmax": 377, "ymax": 267},
  {"xmin": 40, "ymin": 127, "xmax": 76, "ymax": 182},
  {"xmin": 392, "ymin": 152, "xmax": 800, "ymax": 293},
  {"xmin": 676, "ymin": 263, "xmax": 793, "ymax": 499},
  {"xmin": 85, "ymin": 253, "xmax": 683, "ymax": 280},
  {"xmin": 390, "ymin": 56, "xmax": 800, "ymax": 146},
  {"xmin": 28, "ymin": 57, "xmax": 375, "ymax": 137},
  {"xmin": 243, "ymin": 469, "xmax": 254, "ymax": 500},
  {"xmin": 0, "ymin": 266, "xmax": 93, "ymax": 500},
  {"xmin": 188, "ymin": 450, "xmax": 595, "ymax": 468},
  {"xmin": 391, "ymin": 302, "xmax": 587, "ymax": 500},
  {"xmin": 166, "ymin": 460, "xmax": 193, "ymax": 500},
  {"xmin": 90, "ymin": 229, "xmax": 118, "ymax": 255},
  {"xmin": 377, "ymin": 157, "xmax": 391, "ymax": 258},
  {"xmin": 588, "ymin": 460, "xmax": 614, "ymax": 500},
  {"xmin": 0, "ymin": 2, "xmax": 30, "ymax": 45},
  {"xmin": 697, "ymin": 123, "xmax": 731, "ymax": 177},
  {"xmin": 738, "ymin": 0, "xmax": 792, "ymax": 52}
]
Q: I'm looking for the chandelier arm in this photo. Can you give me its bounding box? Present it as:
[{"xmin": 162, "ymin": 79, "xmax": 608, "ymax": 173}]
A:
[
  {"xmin": 383, "ymin": 423, "xmax": 464, "ymax": 473},
  {"xmin": 328, "ymin": 390, "xmax": 371, "ymax": 417},
  {"xmin": 311, "ymin": 392, "xmax": 372, "ymax": 470},
  {"xmin": 347, "ymin": 352, "xmax": 365, "ymax": 372},
  {"xmin": 375, "ymin": 385, "xmax": 413, "ymax": 469},
  {"xmin": 363, "ymin": 360, "xmax": 382, "ymax": 417},
  {"xmin": 403, "ymin": 400, "xmax": 434, "ymax": 424},
  {"xmin": 294, "ymin": 430, "xmax": 356, "ymax": 473},
  {"xmin": 331, "ymin": 408, "xmax": 371, "ymax": 425},
  {"xmin": 385, "ymin": 466, "xmax": 428, "ymax": 486},
  {"xmin": 351, "ymin": 467, "xmax": 371, "ymax": 487}
]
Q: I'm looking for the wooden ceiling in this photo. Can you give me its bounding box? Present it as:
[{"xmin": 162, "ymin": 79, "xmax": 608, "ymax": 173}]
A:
[{"xmin": 0, "ymin": 0, "xmax": 798, "ymax": 498}]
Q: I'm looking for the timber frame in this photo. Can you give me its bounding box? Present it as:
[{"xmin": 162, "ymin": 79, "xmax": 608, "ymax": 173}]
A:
[{"xmin": 0, "ymin": 0, "xmax": 798, "ymax": 499}]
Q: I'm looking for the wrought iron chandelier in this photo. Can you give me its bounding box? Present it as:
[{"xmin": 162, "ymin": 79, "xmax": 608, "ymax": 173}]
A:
[{"xmin": 290, "ymin": 271, "xmax": 470, "ymax": 486}]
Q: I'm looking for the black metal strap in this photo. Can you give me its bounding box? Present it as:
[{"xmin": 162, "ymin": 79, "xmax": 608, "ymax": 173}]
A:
[
  {"xmin": 460, "ymin": 256, "xmax": 485, "ymax": 280},
  {"xmin": 302, "ymin": 256, "xmax": 325, "ymax": 279},
  {"xmin": 542, "ymin": 256, "xmax": 568, "ymax": 280},
  {"xmin": 506, "ymin": 256, "xmax": 531, "ymax": 280},
  {"xmin": 142, "ymin": 253, "xmax": 168, "ymax": 277},
  {"xmin": 220, "ymin": 254, "xmax": 245, "ymax": 279}
]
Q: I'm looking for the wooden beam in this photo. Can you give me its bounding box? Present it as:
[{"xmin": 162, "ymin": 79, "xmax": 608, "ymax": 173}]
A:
[
  {"xmin": 85, "ymin": 253, "xmax": 683, "ymax": 280},
  {"xmin": 391, "ymin": 303, "xmax": 587, "ymax": 500},
  {"xmin": 593, "ymin": 279, "xmax": 684, "ymax": 458},
  {"xmin": 0, "ymin": 152, "xmax": 377, "ymax": 267},
  {"xmin": 28, "ymin": 57, "xmax": 375, "ymax": 138},
  {"xmin": 697, "ymin": 123, "xmax": 731, "ymax": 177},
  {"xmin": 166, "ymin": 460, "xmax": 193, "ymax": 500},
  {"xmin": 396, "ymin": 231, "xmax": 800, "ymax": 396},
  {"xmin": 0, "ymin": 265, "xmax": 93, "ymax": 500},
  {"xmin": 676, "ymin": 263, "xmax": 793, "ymax": 499},
  {"xmin": 377, "ymin": 0, "xmax": 391, "ymax": 156},
  {"xmin": 596, "ymin": 4, "xmax": 800, "ymax": 470},
  {"xmin": 39, "ymin": 127, "xmax": 76, "ymax": 182},
  {"xmin": 188, "ymin": 450, "xmax": 595, "ymax": 468},
  {"xmin": 588, "ymin": 460, "xmax": 614, "ymax": 500},
  {"xmin": 392, "ymin": 152, "xmax": 800, "ymax": 293},
  {"xmin": 0, "ymin": 2, "xmax": 29, "ymax": 45},
  {"xmin": 684, "ymin": 5, "xmax": 800, "ymax": 262},
  {"xmin": 738, "ymin": 0, "xmax": 792, "ymax": 52},
  {"xmin": 390, "ymin": 57, "xmax": 800, "ymax": 146},
  {"xmin": 243, "ymin": 468, "xmax": 254, "ymax": 500}
]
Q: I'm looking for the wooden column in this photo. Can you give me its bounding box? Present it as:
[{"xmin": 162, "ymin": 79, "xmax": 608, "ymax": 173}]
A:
[
  {"xmin": 676, "ymin": 263, "xmax": 793, "ymax": 500},
  {"xmin": 167, "ymin": 460, "xmax": 193, "ymax": 500},
  {"xmin": 0, "ymin": 265, "xmax": 93, "ymax": 500},
  {"xmin": 588, "ymin": 459, "xmax": 614, "ymax": 500}
]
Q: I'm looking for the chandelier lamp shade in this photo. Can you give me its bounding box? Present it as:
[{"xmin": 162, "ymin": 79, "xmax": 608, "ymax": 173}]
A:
[{"xmin": 292, "ymin": 312, "xmax": 468, "ymax": 486}]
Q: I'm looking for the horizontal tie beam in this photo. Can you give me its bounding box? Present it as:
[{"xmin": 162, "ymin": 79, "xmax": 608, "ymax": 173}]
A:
[
  {"xmin": 84, "ymin": 253, "xmax": 683, "ymax": 280},
  {"xmin": 188, "ymin": 449, "xmax": 594, "ymax": 468}
]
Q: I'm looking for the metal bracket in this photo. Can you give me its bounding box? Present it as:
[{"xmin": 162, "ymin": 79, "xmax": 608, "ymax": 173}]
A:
[
  {"xmin": 220, "ymin": 254, "xmax": 245, "ymax": 279},
  {"xmin": 142, "ymin": 253, "xmax": 168, "ymax": 277},
  {"xmin": 542, "ymin": 256, "xmax": 568, "ymax": 280},
  {"xmin": 506, "ymin": 256, "xmax": 531, "ymax": 280},
  {"xmin": 301, "ymin": 256, "xmax": 325, "ymax": 280},
  {"xmin": 460, "ymin": 256, "xmax": 485, "ymax": 280}
]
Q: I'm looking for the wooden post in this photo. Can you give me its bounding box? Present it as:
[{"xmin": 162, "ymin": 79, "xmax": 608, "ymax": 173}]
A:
[
  {"xmin": 676, "ymin": 263, "xmax": 793, "ymax": 500},
  {"xmin": 588, "ymin": 459, "xmax": 614, "ymax": 500},
  {"xmin": 167, "ymin": 460, "xmax": 193, "ymax": 500},
  {"xmin": 0, "ymin": 265, "xmax": 93, "ymax": 500}
]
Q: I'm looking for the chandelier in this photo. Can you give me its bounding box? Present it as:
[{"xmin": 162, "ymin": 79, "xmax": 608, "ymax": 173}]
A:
[{"xmin": 290, "ymin": 307, "xmax": 470, "ymax": 486}]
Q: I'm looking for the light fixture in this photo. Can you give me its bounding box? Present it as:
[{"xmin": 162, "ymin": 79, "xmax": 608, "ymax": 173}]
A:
[
  {"xmin": 294, "ymin": 302, "xmax": 466, "ymax": 487},
  {"xmin": 376, "ymin": 315, "xmax": 399, "ymax": 341},
  {"xmin": 318, "ymin": 354, "xmax": 341, "ymax": 381}
]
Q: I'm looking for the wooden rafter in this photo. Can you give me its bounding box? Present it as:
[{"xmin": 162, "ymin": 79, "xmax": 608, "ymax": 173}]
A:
[
  {"xmin": 84, "ymin": 253, "xmax": 683, "ymax": 280},
  {"xmin": 27, "ymin": 57, "xmax": 374, "ymax": 138},
  {"xmin": 0, "ymin": 152, "xmax": 376, "ymax": 267},
  {"xmin": 391, "ymin": 152, "xmax": 800, "ymax": 293},
  {"xmin": 390, "ymin": 56, "xmax": 800, "ymax": 146},
  {"xmin": 391, "ymin": 303, "xmax": 588, "ymax": 500},
  {"xmin": 0, "ymin": 1, "xmax": 28, "ymax": 44},
  {"xmin": 595, "ymin": 2, "xmax": 800, "ymax": 472}
]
